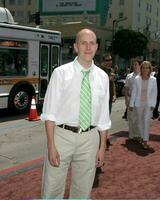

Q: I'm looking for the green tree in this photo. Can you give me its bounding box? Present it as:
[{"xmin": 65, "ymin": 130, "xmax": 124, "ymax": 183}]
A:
[{"xmin": 112, "ymin": 29, "xmax": 149, "ymax": 59}]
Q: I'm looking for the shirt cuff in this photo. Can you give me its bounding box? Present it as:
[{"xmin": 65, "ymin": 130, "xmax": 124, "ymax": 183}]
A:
[
  {"xmin": 97, "ymin": 120, "xmax": 111, "ymax": 131},
  {"xmin": 40, "ymin": 113, "xmax": 56, "ymax": 122}
]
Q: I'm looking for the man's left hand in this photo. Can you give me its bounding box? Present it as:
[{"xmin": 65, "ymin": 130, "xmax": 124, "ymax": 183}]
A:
[{"xmin": 96, "ymin": 147, "xmax": 105, "ymax": 168}]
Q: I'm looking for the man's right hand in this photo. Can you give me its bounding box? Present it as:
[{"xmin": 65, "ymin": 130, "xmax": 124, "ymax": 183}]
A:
[
  {"xmin": 48, "ymin": 147, "xmax": 60, "ymax": 167},
  {"xmin": 45, "ymin": 121, "xmax": 60, "ymax": 167}
]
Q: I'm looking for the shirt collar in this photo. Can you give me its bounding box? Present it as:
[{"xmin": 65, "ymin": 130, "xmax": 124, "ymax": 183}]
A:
[
  {"xmin": 133, "ymin": 72, "xmax": 140, "ymax": 76},
  {"xmin": 73, "ymin": 56, "xmax": 94, "ymax": 73}
]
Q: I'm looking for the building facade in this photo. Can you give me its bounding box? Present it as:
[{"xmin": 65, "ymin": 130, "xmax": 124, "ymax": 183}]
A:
[
  {"xmin": 38, "ymin": 0, "xmax": 111, "ymax": 64},
  {"xmin": 39, "ymin": 0, "xmax": 109, "ymax": 26},
  {"xmin": 0, "ymin": 0, "xmax": 37, "ymax": 25},
  {"xmin": 106, "ymin": 0, "xmax": 160, "ymax": 65},
  {"xmin": 1, "ymin": 0, "xmax": 160, "ymax": 65},
  {"xmin": 0, "ymin": 0, "xmax": 112, "ymax": 64}
]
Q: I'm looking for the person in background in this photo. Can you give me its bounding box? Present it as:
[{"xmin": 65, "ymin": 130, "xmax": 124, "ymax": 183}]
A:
[
  {"xmin": 40, "ymin": 29, "xmax": 111, "ymax": 199},
  {"xmin": 152, "ymin": 67, "xmax": 160, "ymax": 120},
  {"xmin": 93, "ymin": 53, "xmax": 115, "ymax": 188},
  {"xmin": 129, "ymin": 61, "xmax": 157, "ymax": 149},
  {"xmin": 151, "ymin": 65, "xmax": 158, "ymax": 76},
  {"xmin": 124, "ymin": 58, "xmax": 141, "ymax": 141},
  {"xmin": 122, "ymin": 67, "xmax": 131, "ymax": 119},
  {"xmin": 100, "ymin": 53, "xmax": 116, "ymax": 114},
  {"xmin": 100, "ymin": 53, "xmax": 116, "ymax": 148}
]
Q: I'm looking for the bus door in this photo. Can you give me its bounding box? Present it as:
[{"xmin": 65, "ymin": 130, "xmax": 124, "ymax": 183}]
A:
[{"xmin": 39, "ymin": 43, "xmax": 60, "ymax": 100}]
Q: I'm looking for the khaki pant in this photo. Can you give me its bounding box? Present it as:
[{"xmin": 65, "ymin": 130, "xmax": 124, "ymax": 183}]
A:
[
  {"xmin": 41, "ymin": 126, "xmax": 99, "ymax": 199},
  {"xmin": 127, "ymin": 107, "xmax": 140, "ymax": 139}
]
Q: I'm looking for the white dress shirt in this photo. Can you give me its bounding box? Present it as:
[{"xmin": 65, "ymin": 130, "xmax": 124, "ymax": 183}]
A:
[{"xmin": 40, "ymin": 57, "xmax": 111, "ymax": 131}]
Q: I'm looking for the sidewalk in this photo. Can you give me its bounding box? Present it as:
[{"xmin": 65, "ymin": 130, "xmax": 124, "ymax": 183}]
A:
[{"xmin": 0, "ymin": 119, "xmax": 160, "ymax": 200}]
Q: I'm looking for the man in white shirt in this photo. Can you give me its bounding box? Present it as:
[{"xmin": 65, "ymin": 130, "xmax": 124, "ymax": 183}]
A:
[
  {"xmin": 124, "ymin": 58, "xmax": 141, "ymax": 140},
  {"xmin": 40, "ymin": 29, "xmax": 111, "ymax": 199}
]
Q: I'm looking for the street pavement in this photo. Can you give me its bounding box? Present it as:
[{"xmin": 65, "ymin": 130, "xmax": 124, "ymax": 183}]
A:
[
  {"xmin": 0, "ymin": 97, "xmax": 160, "ymax": 200},
  {"xmin": 0, "ymin": 97, "xmax": 127, "ymax": 171}
]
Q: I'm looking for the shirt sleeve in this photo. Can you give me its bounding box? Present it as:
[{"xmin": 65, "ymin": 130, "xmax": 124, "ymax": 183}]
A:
[
  {"xmin": 124, "ymin": 75, "xmax": 129, "ymax": 87},
  {"xmin": 40, "ymin": 69, "xmax": 63, "ymax": 122},
  {"xmin": 97, "ymin": 74, "xmax": 111, "ymax": 131},
  {"xmin": 129, "ymin": 79, "xmax": 137, "ymax": 107}
]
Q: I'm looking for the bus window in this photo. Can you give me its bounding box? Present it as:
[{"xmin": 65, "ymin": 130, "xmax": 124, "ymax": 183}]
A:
[
  {"xmin": 0, "ymin": 39, "xmax": 28, "ymax": 76},
  {"xmin": 39, "ymin": 44, "xmax": 49, "ymax": 99},
  {"xmin": 0, "ymin": 57, "xmax": 3, "ymax": 74},
  {"xmin": 51, "ymin": 45, "xmax": 59, "ymax": 73},
  {"xmin": 40, "ymin": 45, "xmax": 49, "ymax": 77}
]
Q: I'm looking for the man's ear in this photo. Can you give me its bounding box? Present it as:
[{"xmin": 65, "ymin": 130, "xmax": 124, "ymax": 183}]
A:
[
  {"xmin": 96, "ymin": 43, "xmax": 98, "ymax": 51},
  {"xmin": 73, "ymin": 43, "xmax": 78, "ymax": 53}
]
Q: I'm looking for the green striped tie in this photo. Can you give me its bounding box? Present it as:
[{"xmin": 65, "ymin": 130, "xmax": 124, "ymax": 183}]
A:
[{"xmin": 79, "ymin": 70, "xmax": 91, "ymax": 131}]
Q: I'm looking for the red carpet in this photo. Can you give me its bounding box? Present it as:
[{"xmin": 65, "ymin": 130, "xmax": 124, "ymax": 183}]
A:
[{"xmin": 0, "ymin": 120, "xmax": 160, "ymax": 200}]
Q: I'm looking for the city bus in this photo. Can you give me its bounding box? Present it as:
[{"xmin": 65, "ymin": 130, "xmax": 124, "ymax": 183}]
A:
[{"xmin": 0, "ymin": 22, "xmax": 61, "ymax": 113}]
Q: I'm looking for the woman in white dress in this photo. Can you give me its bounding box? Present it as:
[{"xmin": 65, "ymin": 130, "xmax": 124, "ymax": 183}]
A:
[{"xmin": 129, "ymin": 61, "xmax": 157, "ymax": 149}]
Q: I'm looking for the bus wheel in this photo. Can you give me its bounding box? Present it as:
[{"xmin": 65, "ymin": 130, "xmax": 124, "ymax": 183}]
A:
[{"xmin": 9, "ymin": 88, "xmax": 32, "ymax": 114}]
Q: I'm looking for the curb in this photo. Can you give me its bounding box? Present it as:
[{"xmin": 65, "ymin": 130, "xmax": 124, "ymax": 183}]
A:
[{"xmin": 0, "ymin": 157, "xmax": 44, "ymax": 180}]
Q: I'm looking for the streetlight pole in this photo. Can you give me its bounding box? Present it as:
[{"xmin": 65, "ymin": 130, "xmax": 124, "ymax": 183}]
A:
[{"xmin": 111, "ymin": 17, "xmax": 128, "ymax": 62}]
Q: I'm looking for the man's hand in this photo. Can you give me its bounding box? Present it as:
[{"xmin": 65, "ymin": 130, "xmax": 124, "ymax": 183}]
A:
[
  {"xmin": 48, "ymin": 146, "xmax": 60, "ymax": 167},
  {"xmin": 45, "ymin": 121, "xmax": 60, "ymax": 167},
  {"xmin": 96, "ymin": 147, "xmax": 105, "ymax": 168},
  {"xmin": 112, "ymin": 95, "xmax": 116, "ymax": 102}
]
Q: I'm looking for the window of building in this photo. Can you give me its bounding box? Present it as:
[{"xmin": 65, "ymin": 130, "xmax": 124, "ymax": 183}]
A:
[
  {"xmin": 49, "ymin": 19, "xmax": 53, "ymax": 25},
  {"xmin": 145, "ymin": 16, "xmax": 148, "ymax": 26},
  {"xmin": 149, "ymin": 4, "xmax": 152, "ymax": 13},
  {"xmin": 119, "ymin": 0, "xmax": 124, "ymax": 6},
  {"xmin": 157, "ymin": 8, "xmax": 159, "ymax": 16},
  {"xmin": 16, "ymin": 11, "xmax": 24, "ymax": 18},
  {"xmin": 109, "ymin": 13, "xmax": 112, "ymax": 19},
  {"xmin": 157, "ymin": 0, "xmax": 159, "ymax": 3},
  {"xmin": 137, "ymin": 13, "xmax": 140, "ymax": 23},
  {"xmin": 118, "ymin": 12, "xmax": 124, "ymax": 18},
  {"xmin": 27, "ymin": 11, "xmax": 30, "ymax": 23},
  {"xmin": 9, "ymin": 0, "xmax": 15, "ymax": 5},
  {"xmin": 146, "ymin": 17, "xmax": 151, "ymax": 26},
  {"xmin": 17, "ymin": 0, "xmax": 24, "ymax": 5},
  {"xmin": 156, "ymin": 20, "xmax": 158, "ymax": 29},
  {"xmin": 146, "ymin": 3, "xmax": 149, "ymax": 11},
  {"xmin": 145, "ymin": 17, "xmax": 151, "ymax": 30},
  {"xmin": 146, "ymin": 3, "xmax": 152, "ymax": 13},
  {"xmin": 138, "ymin": 0, "xmax": 141, "ymax": 8},
  {"xmin": 28, "ymin": 0, "xmax": 31, "ymax": 5}
]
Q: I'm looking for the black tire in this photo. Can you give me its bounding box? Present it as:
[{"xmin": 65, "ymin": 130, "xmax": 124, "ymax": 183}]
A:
[{"xmin": 8, "ymin": 87, "xmax": 32, "ymax": 114}]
